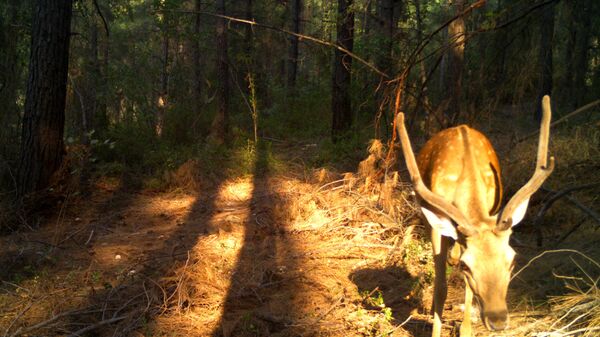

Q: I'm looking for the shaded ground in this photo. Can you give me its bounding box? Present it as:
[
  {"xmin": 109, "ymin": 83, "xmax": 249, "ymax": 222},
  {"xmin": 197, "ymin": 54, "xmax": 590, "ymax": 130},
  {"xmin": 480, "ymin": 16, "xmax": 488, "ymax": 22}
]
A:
[{"xmin": 1, "ymin": 128, "xmax": 599, "ymax": 336}]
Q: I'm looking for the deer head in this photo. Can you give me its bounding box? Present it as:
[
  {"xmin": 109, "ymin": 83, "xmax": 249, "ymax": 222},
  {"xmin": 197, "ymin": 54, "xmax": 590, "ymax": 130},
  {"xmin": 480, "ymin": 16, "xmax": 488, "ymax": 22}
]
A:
[{"xmin": 396, "ymin": 96, "xmax": 554, "ymax": 334}]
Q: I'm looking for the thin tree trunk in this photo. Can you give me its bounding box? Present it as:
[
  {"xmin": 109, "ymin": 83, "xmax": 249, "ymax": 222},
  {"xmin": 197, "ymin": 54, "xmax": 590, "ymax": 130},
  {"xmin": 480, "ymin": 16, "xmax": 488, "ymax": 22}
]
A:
[
  {"xmin": 444, "ymin": 0, "xmax": 465, "ymax": 126},
  {"xmin": 192, "ymin": 0, "xmax": 203, "ymax": 117},
  {"xmin": 209, "ymin": 0, "xmax": 229, "ymax": 144},
  {"xmin": 415, "ymin": 0, "xmax": 434, "ymax": 134},
  {"xmin": 287, "ymin": 0, "xmax": 301, "ymax": 88},
  {"xmin": 535, "ymin": 1, "xmax": 554, "ymax": 121},
  {"xmin": 376, "ymin": 0, "xmax": 395, "ymax": 74},
  {"xmin": 97, "ymin": 23, "xmax": 109, "ymax": 133},
  {"xmin": 83, "ymin": 17, "xmax": 99, "ymax": 145},
  {"xmin": 573, "ymin": 0, "xmax": 591, "ymax": 108},
  {"xmin": 492, "ymin": 0, "xmax": 506, "ymax": 97},
  {"xmin": 157, "ymin": 33, "xmax": 169, "ymax": 136},
  {"xmin": 331, "ymin": 0, "xmax": 354, "ymax": 142},
  {"xmin": 243, "ymin": 0, "xmax": 254, "ymax": 94},
  {"xmin": 18, "ymin": 0, "xmax": 73, "ymax": 197},
  {"xmin": 561, "ymin": 1, "xmax": 575, "ymax": 109}
]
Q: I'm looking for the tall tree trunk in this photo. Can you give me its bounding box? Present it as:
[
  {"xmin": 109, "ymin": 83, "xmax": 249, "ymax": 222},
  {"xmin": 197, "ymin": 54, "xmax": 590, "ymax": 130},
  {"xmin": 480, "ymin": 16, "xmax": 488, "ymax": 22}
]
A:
[
  {"xmin": 191, "ymin": 0, "xmax": 203, "ymax": 118},
  {"xmin": 83, "ymin": 17, "xmax": 99, "ymax": 144},
  {"xmin": 0, "ymin": 0, "xmax": 22, "ymax": 147},
  {"xmin": 18, "ymin": 0, "xmax": 73, "ymax": 197},
  {"xmin": 209, "ymin": 0, "xmax": 229, "ymax": 144},
  {"xmin": 96, "ymin": 23, "xmax": 110, "ymax": 133},
  {"xmin": 535, "ymin": 1, "xmax": 554, "ymax": 121},
  {"xmin": 331, "ymin": 0, "xmax": 354, "ymax": 142},
  {"xmin": 444, "ymin": 0, "xmax": 465, "ymax": 126},
  {"xmin": 157, "ymin": 33, "xmax": 169, "ymax": 136},
  {"xmin": 573, "ymin": 0, "xmax": 591, "ymax": 108},
  {"xmin": 287, "ymin": 0, "xmax": 301, "ymax": 88},
  {"xmin": 415, "ymin": 0, "xmax": 434, "ymax": 135},
  {"xmin": 242, "ymin": 0, "xmax": 254, "ymax": 93},
  {"xmin": 376, "ymin": 0, "xmax": 395, "ymax": 74},
  {"xmin": 561, "ymin": 0, "xmax": 575, "ymax": 109},
  {"xmin": 492, "ymin": 0, "xmax": 507, "ymax": 96}
]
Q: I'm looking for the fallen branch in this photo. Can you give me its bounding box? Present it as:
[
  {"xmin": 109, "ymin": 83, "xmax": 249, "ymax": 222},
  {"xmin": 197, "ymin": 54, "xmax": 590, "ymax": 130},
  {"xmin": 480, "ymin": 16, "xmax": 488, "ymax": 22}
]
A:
[
  {"xmin": 535, "ymin": 326, "xmax": 600, "ymax": 337},
  {"xmin": 7, "ymin": 308, "xmax": 104, "ymax": 337},
  {"xmin": 534, "ymin": 183, "xmax": 600, "ymax": 246},
  {"xmin": 512, "ymin": 249, "xmax": 600, "ymax": 281},
  {"xmin": 561, "ymin": 194, "xmax": 600, "ymax": 226},
  {"xmin": 65, "ymin": 315, "xmax": 127, "ymax": 337},
  {"xmin": 554, "ymin": 218, "xmax": 587, "ymax": 247}
]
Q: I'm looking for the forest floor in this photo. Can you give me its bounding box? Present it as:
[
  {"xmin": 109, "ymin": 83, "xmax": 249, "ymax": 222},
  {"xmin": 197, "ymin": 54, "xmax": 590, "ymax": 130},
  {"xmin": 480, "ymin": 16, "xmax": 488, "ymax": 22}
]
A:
[{"xmin": 1, "ymin": 118, "xmax": 599, "ymax": 336}]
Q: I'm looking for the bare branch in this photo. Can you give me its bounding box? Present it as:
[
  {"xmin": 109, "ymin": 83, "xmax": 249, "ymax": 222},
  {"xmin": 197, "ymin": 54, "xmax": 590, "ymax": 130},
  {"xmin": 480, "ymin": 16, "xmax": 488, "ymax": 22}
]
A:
[
  {"xmin": 65, "ymin": 315, "xmax": 127, "ymax": 337},
  {"xmin": 155, "ymin": 9, "xmax": 387, "ymax": 78},
  {"xmin": 92, "ymin": 0, "xmax": 110, "ymax": 37},
  {"xmin": 518, "ymin": 99, "xmax": 600, "ymax": 143}
]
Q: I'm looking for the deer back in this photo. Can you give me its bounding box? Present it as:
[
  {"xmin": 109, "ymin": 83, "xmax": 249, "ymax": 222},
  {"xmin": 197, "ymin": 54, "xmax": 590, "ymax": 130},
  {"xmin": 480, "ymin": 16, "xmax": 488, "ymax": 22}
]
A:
[{"xmin": 416, "ymin": 125, "xmax": 503, "ymax": 225}]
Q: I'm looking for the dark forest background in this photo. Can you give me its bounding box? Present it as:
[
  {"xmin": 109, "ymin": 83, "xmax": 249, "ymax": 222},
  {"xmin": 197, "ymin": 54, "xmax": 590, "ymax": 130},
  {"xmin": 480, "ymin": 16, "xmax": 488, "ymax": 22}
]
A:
[{"xmin": 1, "ymin": 0, "xmax": 598, "ymax": 206}]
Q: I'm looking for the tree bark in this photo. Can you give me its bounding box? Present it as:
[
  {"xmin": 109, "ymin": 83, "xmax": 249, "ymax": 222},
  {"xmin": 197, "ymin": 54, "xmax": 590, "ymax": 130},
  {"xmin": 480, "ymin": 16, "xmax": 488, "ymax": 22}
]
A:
[
  {"xmin": 444, "ymin": 0, "xmax": 465, "ymax": 126},
  {"xmin": 209, "ymin": 0, "xmax": 229, "ymax": 144},
  {"xmin": 157, "ymin": 33, "xmax": 169, "ymax": 136},
  {"xmin": 191, "ymin": 0, "xmax": 203, "ymax": 117},
  {"xmin": 18, "ymin": 0, "xmax": 73, "ymax": 197},
  {"xmin": 572, "ymin": 0, "xmax": 591, "ymax": 108},
  {"xmin": 97, "ymin": 22, "xmax": 109, "ymax": 133},
  {"xmin": 83, "ymin": 17, "xmax": 99, "ymax": 144},
  {"xmin": 376, "ymin": 0, "xmax": 396, "ymax": 74},
  {"xmin": 414, "ymin": 0, "xmax": 434, "ymax": 134},
  {"xmin": 331, "ymin": 0, "xmax": 354, "ymax": 142},
  {"xmin": 0, "ymin": 0, "xmax": 22, "ymax": 147},
  {"xmin": 561, "ymin": 0, "xmax": 575, "ymax": 108},
  {"xmin": 535, "ymin": 1, "xmax": 554, "ymax": 121},
  {"xmin": 287, "ymin": 0, "xmax": 301, "ymax": 88}
]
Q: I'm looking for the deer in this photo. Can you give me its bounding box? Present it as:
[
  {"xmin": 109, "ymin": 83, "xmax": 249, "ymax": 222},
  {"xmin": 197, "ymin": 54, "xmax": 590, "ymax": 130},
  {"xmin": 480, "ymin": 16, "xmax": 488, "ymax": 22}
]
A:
[{"xmin": 396, "ymin": 96, "xmax": 554, "ymax": 337}]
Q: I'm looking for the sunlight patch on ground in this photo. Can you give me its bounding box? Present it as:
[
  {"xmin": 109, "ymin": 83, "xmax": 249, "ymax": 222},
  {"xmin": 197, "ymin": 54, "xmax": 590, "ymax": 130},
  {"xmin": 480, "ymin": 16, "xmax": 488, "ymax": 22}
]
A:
[
  {"xmin": 153, "ymin": 177, "xmax": 256, "ymax": 332},
  {"xmin": 140, "ymin": 194, "xmax": 197, "ymax": 215},
  {"xmin": 218, "ymin": 177, "xmax": 255, "ymax": 202}
]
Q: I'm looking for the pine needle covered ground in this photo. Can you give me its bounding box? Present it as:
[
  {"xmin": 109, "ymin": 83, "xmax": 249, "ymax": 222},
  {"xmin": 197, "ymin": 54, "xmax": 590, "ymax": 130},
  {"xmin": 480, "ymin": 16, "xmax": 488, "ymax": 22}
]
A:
[{"xmin": 1, "ymin": 126, "xmax": 598, "ymax": 336}]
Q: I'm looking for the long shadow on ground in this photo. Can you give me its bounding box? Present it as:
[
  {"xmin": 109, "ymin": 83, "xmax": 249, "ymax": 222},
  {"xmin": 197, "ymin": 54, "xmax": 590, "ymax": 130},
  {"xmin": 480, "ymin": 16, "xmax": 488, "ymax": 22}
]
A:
[
  {"xmin": 211, "ymin": 141, "xmax": 302, "ymax": 336},
  {"xmin": 67, "ymin": 165, "xmax": 229, "ymax": 335}
]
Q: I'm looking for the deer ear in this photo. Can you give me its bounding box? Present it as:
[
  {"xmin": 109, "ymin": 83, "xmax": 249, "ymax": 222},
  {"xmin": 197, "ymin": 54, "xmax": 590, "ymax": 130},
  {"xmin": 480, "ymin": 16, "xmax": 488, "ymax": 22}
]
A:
[
  {"xmin": 508, "ymin": 197, "xmax": 530, "ymax": 227},
  {"xmin": 421, "ymin": 207, "xmax": 458, "ymax": 239}
]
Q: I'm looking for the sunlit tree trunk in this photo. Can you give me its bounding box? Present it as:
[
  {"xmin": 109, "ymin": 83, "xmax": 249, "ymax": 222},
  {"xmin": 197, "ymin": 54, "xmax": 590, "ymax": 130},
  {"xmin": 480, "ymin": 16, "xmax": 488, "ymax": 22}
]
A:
[
  {"xmin": 157, "ymin": 33, "xmax": 169, "ymax": 136},
  {"xmin": 444, "ymin": 0, "xmax": 465, "ymax": 126},
  {"xmin": 331, "ymin": 0, "xmax": 354, "ymax": 142},
  {"xmin": 209, "ymin": 0, "xmax": 229, "ymax": 144},
  {"xmin": 415, "ymin": 0, "xmax": 434, "ymax": 134},
  {"xmin": 535, "ymin": 1, "xmax": 554, "ymax": 121},
  {"xmin": 18, "ymin": 0, "xmax": 73, "ymax": 197}
]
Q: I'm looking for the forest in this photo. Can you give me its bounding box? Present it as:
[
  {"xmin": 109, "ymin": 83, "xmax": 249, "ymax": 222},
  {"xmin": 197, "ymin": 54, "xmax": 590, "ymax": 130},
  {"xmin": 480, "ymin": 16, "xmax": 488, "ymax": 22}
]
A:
[{"xmin": 0, "ymin": 0, "xmax": 599, "ymax": 336}]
